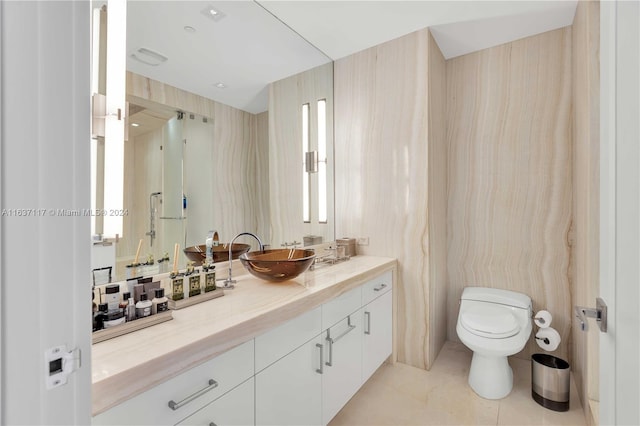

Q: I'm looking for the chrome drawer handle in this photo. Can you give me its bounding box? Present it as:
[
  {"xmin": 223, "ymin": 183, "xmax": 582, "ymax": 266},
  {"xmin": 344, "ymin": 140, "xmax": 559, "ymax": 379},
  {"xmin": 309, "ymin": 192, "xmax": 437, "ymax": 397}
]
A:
[
  {"xmin": 316, "ymin": 343, "xmax": 324, "ymax": 374},
  {"xmin": 168, "ymin": 379, "xmax": 218, "ymax": 411},
  {"xmin": 325, "ymin": 316, "xmax": 356, "ymax": 367},
  {"xmin": 364, "ymin": 311, "xmax": 371, "ymax": 335},
  {"xmin": 373, "ymin": 283, "xmax": 387, "ymax": 292}
]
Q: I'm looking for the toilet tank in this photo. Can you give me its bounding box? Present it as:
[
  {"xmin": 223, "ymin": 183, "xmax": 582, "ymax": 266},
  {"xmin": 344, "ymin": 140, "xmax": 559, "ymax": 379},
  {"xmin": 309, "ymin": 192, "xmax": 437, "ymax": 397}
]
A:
[{"xmin": 461, "ymin": 287, "xmax": 532, "ymax": 310}]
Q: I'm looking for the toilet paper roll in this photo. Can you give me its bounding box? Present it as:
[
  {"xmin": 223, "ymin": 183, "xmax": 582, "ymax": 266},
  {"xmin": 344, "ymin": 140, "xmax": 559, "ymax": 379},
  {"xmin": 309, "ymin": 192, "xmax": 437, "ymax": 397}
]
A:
[
  {"xmin": 535, "ymin": 327, "xmax": 561, "ymax": 351},
  {"xmin": 534, "ymin": 310, "xmax": 552, "ymax": 328}
]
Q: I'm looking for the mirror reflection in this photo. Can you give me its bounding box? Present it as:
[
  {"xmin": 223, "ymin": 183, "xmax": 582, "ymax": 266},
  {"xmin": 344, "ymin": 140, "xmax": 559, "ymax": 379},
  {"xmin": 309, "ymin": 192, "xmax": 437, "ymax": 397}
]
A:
[{"xmin": 92, "ymin": 1, "xmax": 335, "ymax": 281}]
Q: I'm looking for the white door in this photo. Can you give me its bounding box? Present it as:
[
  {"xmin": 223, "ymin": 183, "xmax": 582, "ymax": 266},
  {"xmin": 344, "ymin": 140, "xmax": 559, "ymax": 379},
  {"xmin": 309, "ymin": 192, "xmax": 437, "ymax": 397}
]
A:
[
  {"xmin": 599, "ymin": 1, "xmax": 640, "ymax": 424},
  {"xmin": 1, "ymin": 1, "xmax": 92, "ymax": 424},
  {"xmin": 255, "ymin": 335, "xmax": 323, "ymax": 426}
]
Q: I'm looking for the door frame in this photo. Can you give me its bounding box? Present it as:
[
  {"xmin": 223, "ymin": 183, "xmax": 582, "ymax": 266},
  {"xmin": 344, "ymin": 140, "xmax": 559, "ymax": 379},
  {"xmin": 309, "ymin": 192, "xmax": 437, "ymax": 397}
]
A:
[{"xmin": 599, "ymin": 1, "xmax": 640, "ymax": 424}]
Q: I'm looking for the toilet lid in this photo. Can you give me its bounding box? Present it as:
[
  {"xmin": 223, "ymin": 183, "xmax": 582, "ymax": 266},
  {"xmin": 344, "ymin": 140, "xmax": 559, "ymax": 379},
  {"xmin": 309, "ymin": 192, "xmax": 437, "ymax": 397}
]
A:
[{"xmin": 460, "ymin": 304, "xmax": 520, "ymax": 338}]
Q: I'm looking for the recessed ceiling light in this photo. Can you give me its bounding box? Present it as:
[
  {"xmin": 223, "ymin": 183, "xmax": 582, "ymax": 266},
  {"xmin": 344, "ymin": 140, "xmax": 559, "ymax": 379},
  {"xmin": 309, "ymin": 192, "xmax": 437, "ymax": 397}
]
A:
[
  {"xmin": 201, "ymin": 5, "xmax": 226, "ymax": 22},
  {"xmin": 214, "ymin": 82, "xmax": 227, "ymax": 89},
  {"xmin": 183, "ymin": 26, "xmax": 196, "ymax": 33},
  {"xmin": 131, "ymin": 123, "xmax": 140, "ymax": 127}
]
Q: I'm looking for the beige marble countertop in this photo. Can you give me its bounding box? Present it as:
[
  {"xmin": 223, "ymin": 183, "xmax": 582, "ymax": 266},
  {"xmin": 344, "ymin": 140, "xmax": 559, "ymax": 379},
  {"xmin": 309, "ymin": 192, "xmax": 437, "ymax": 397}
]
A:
[{"xmin": 92, "ymin": 255, "xmax": 396, "ymax": 416}]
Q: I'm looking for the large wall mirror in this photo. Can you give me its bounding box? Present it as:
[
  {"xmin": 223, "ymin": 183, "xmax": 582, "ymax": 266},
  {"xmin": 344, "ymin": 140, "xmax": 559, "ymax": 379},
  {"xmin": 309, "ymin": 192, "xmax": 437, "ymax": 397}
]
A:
[{"xmin": 92, "ymin": 1, "xmax": 334, "ymax": 280}]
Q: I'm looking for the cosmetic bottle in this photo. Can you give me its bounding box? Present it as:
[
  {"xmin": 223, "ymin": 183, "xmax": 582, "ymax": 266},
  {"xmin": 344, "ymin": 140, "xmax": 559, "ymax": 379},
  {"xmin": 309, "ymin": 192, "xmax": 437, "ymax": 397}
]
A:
[
  {"xmin": 125, "ymin": 295, "xmax": 136, "ymax": 322},
  {"xmin": 171, "ymin": 277, "xmax": 184, "ymax": 301},
  {"xmin": 152, "ymin": 288, "xmax": 169, "ymax": 314},
  {"xmin": 135, "ymin": 293, "xmax": 152, "ymax": 318},
  {"xmin": 105, "ymin": 284, "xmax": 120, "ymax": 311},
  {"xmin": 204, "ymin": 265, "xmax": 216, "ymax": 293},
  {"xmin": 120, "ymin": 292, "xmax": 131, "ymax": 309},
  {"xmin": 93, "ymin": 303, "xmax": 108, "ymax": 331},
  {"xmin": 188, "ymin": 274, "xmax": 201, "ymax": 298}
]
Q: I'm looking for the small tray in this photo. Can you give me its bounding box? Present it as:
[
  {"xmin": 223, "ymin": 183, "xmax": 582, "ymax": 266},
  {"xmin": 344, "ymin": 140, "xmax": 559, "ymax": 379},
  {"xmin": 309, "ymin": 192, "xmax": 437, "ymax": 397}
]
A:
[
  {"xmin": 92, "ymin": 310, "xmax": 173, "ymax": 344},
  {"xmin": 168, "ymin": 287, "xmax": 224, "ymax": 310}
]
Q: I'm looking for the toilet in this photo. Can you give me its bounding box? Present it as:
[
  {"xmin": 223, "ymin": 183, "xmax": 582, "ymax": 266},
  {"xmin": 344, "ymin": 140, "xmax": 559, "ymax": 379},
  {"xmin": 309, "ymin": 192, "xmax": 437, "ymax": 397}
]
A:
[{"xmin": 456, "ymin": 286, "xmax": 532, "ymax": 399}]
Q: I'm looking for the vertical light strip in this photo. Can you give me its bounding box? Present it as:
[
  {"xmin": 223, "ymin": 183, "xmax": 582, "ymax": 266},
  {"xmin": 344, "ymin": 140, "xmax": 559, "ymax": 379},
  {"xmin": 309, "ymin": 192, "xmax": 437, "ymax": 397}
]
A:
[
  {"xmin": 302, "ymin": 103, "xmax": 310, "ymax": 222},
  {"xmin": 90, "ymin": 138, "xmax": 97, "ymax": 236},
  {"xmin": 317, "ymin": 99, "xmax": 327, "ymax": 223},
  {"xmin": 103, "ymin": 0, "xmax": 126, "ymax": 237}
]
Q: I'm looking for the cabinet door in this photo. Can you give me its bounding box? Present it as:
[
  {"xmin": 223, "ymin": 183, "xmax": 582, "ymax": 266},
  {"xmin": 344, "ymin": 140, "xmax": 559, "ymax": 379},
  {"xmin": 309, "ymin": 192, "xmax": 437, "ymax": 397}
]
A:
[
  {"xmin": 176, "ymin": 378, "xmax": 254, "ymax": 426},
  {"xmin": 362, "ymin": 290, "xmax": 393, "ymax": 382},
  {"xmin": 322, "ymin": 310, "xmax": 363, "ymax": 425},
  {"xmin": 255, "ymin": 335, "xmax": 323, "ymax": 426}
]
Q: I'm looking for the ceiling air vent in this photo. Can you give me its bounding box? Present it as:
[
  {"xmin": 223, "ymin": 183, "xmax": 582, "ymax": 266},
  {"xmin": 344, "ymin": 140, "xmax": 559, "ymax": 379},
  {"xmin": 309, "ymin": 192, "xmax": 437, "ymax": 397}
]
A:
[{"xmin": 130, "ymin": 47, "xmax": 168, "ymax": 66}]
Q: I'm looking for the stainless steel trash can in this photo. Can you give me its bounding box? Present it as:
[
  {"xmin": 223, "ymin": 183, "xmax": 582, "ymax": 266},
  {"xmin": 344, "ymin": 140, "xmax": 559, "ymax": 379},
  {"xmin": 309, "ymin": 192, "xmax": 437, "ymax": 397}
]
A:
[{"xmin": 531, "ymin": 353, "xmax": 570, "ymax": 412}]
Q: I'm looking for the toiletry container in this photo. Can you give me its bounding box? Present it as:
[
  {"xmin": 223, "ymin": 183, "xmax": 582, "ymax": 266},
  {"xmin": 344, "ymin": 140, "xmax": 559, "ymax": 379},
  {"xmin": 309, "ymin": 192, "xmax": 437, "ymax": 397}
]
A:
[
  {"xmin": 135, "ymin": 293, "xmax": 152, "ymax": 318},
  {"xmin": 104, "ymin": 284, "xmax": 120, "ymax": 311},
  {"xmin": 152, "ymin": 288, "xmax": 169, "ymax": 314},
  {"xmin": 336, "ymin": 238, "xmax": 357, "ymax": 257},
  {"xmin": 125, "ymin": 295, "xmax": 136, "ymax": 321},
  {"xmin": 93, "ymin": 303, "xmax": 109, "ymax": 331}
]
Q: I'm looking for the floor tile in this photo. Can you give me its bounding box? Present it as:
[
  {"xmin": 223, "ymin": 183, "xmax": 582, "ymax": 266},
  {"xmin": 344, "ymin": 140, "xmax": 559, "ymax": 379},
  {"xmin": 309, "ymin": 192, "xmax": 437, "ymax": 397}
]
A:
[{"xmin": 328, "ymin": 341, "xmax": 587, "ymax": 426}]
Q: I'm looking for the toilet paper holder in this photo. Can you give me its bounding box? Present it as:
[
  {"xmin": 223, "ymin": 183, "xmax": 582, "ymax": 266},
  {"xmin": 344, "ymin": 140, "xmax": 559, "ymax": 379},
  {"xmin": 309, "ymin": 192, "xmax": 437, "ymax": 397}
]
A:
[{"xmin": 575, "ymin": 298, "xmax": 608, "ymax": 333}]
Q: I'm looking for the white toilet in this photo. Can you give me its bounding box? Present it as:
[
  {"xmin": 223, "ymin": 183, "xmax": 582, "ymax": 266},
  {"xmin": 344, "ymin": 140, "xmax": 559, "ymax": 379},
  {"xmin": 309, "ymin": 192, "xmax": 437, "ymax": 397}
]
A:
[{"xmin": 456, "ymin": 286, "xmax": 532, "ymax": 399}]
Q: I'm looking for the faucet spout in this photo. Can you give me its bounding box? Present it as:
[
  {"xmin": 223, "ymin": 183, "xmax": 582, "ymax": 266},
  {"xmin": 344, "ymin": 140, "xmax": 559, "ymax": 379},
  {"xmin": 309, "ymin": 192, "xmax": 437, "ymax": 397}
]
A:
[{"xmin": 223, "ymin": 232, "xmax": 264, "ymax": 289}]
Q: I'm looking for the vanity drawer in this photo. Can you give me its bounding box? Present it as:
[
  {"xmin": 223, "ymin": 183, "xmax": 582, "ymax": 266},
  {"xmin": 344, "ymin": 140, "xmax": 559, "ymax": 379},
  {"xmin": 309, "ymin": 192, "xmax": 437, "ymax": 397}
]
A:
[
  {"xmin": 255, "ymin": 306, "xmax": 322, "ymax": 373},
  {"xmin": 322, "ymin": 285, "xmax": 362, "ymax": 330},
  {"xmin": 92, "ymin": 340, "xmax": 254, "ymax": 426},
  {"xmin": 362, "ymin": 271, "xmax": 392, "ymax": 306},
  {"xmin": 176, "ymin": 378, "xmax": 254, "ymax": 426}
]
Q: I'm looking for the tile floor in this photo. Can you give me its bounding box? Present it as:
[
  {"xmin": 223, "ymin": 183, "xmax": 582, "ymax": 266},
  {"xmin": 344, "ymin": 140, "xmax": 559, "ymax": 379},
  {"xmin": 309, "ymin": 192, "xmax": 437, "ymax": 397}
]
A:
[{"xmin": 329, "ymin": 342, "xmax": 586, "ymax": 426}]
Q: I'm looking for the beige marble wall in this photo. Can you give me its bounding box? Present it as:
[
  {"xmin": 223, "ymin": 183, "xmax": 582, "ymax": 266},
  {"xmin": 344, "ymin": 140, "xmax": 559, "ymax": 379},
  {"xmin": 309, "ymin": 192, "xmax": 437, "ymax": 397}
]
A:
[
  {"xmin": 446, "ymin": 28, "xmax": 573, "ymax": 361},
  {"xmin": 427, "ymin": 33, "xmax": 448, "ymax": 365},
  {"xmin": 571, "ymin": 1, "xmax": 600, "ymax": 423},
  {"xmin": 335, "ymin": 28, "xmax": 440, "ymax": 369},
  {"xmin": 268, "ymin": 63, "xmax": 334, "ymax": 248}
]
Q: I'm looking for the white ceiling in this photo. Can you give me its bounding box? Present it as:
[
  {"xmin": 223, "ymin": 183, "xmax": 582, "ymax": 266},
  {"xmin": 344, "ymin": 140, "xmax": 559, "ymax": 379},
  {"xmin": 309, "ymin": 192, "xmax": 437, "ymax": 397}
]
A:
[{"xmin": 126, "ymin": 1, "xmax": 577, "ymax": 114}]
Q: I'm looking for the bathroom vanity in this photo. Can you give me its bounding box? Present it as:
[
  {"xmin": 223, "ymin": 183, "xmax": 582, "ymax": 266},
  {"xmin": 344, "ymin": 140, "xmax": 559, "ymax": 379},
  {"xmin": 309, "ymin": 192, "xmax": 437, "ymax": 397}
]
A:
[{"xmin": 92, "ymin": 255, "xmax": 396, "ymax": 425}]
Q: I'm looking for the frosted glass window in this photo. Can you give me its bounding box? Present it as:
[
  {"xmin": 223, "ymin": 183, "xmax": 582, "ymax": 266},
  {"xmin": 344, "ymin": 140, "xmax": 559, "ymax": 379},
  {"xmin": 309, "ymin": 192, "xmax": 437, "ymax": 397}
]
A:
[
  {"xmin": 317, "ymin": 100, "xmax": 327, "ymax": 223},
  {"xmin": 302, "ymin": 104, "xmax": 310, "ymax": 222}
]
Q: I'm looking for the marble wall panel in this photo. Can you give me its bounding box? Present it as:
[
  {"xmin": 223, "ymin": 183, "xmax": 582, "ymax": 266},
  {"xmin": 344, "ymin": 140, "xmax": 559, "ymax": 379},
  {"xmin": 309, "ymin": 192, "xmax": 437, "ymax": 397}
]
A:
[
  {"xmin": 446, "ymin": 28, "xmax": 573, "ymax": 361},
  {"xmin": 571, "ymin": 1, "xmax": 600, "ymax": 423},
  {"xmin": 335, "ymin": 29, "xmax": 435, "ymax": 369}
]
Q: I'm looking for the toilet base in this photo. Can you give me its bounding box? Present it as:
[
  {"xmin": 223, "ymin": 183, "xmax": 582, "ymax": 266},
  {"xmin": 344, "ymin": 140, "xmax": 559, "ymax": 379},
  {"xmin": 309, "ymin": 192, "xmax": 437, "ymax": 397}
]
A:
[{"xmin": 468, "ymin": 352, "xmax": 513, "ymax": 399}]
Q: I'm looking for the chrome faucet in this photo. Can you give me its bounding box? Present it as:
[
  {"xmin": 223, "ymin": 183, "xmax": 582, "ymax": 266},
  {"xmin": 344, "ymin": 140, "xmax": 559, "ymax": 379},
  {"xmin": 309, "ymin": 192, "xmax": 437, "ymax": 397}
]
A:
[
  {"xmin": 205, "ymin": 230, "xmax": 219, "ymax": 264},
  {"xmin": 222, "ymin": 232, "xmax": 264, "ymax": 289}
]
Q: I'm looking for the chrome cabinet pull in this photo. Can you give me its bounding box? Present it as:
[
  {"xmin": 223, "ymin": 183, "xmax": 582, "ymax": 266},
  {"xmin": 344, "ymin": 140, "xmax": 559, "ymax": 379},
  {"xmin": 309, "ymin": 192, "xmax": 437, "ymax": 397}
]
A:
[
  {"xmin": 316, "ymin": 343, "xmax": 324, "ymax": 374},
  {"xmin": 373, "ymin": 283, "xmax": 387, "ymax": 292},
  {"xmin": 168, "ymin": 379, "xmax": 218, "ymax": 411},
  {"xmin": 364, "ymin": 311, "xmax": 371, "ymax": 335},
  {"xmin": 325, "ymin": 316, "xmax": 356, "ymax": 367}
]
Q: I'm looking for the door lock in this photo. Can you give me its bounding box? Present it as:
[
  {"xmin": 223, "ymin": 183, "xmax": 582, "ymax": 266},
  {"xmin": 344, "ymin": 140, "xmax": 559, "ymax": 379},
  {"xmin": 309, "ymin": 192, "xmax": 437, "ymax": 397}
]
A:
[{"xmin": 575, "ymin": 298, "xmax": 607, "ymax": 333}]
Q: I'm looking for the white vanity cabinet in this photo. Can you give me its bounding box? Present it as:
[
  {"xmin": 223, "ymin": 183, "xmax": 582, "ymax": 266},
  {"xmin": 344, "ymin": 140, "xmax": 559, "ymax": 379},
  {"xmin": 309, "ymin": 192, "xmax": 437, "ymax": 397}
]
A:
[
  {"xmin": 176, "ymin": 378, "xmax": 254, "ymax": 426},
  {"xmin": 93, "ymin": 265, "xmax": 395, "ymax": 426},
  {"xmin": 92, "ymin": 340, "xmax": 254, "ymax": 426},
  {"xmin": 361, "ymin": 271, "xmax": 393, "ymax": 383}
]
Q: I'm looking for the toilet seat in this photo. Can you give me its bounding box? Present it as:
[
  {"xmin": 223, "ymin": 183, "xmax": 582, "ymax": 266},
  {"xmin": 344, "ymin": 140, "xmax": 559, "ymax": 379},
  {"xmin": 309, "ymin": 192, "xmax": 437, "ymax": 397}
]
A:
[{"xmin": 460, "ymin": 304, "xmax": 520, "ymax": 339}]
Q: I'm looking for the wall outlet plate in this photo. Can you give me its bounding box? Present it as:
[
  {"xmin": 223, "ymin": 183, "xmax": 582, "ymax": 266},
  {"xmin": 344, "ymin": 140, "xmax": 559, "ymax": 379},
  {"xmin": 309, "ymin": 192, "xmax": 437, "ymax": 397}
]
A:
[{"xmin": 357, "ymin": 237, "xmax": 369, "ymax": 246}]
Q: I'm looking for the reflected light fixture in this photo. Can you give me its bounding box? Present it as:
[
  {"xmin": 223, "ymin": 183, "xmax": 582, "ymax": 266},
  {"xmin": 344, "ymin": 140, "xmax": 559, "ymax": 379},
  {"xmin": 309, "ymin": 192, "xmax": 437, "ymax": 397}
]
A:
[
  {"xmin": 201, "ymin": 5, "xmax": 226, "ymax": 21},
  {"xmin": 214, "ymin": 82, "xmax": 228, "ymax": 89},
  {"xmin": 103, "ymin": 0, "xmax": 127, "ymax": 238}
]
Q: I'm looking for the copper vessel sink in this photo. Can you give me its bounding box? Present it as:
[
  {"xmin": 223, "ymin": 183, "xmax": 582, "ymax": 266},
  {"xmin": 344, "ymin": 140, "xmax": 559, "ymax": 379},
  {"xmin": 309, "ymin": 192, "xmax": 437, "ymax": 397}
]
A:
[
  {"xmin": 239, "ymin": 249, "xmax": 316, "ymax": 282},
  {"xmin": 183, "ymin": 243, "xmax": 251, "ymax": 265}
]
